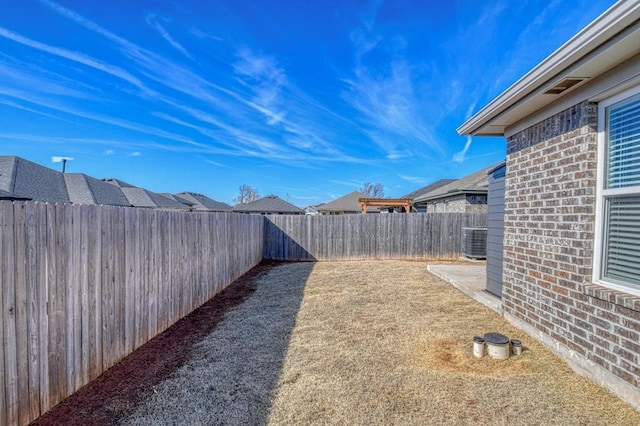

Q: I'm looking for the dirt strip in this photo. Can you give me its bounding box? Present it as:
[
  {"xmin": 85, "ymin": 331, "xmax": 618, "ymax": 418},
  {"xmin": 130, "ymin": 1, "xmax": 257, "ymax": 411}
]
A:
[{"xmin": 31, "ymin": 262, "xmax": 276, "ymax": 426}]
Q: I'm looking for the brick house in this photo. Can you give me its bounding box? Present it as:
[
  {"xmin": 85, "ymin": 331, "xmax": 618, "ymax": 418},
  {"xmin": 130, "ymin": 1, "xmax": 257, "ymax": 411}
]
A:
[
  {"xmin": 459, "ymin": 3, "xmax": 640, "ymax": 409},
  {"xmin": 412, "ymin": 164, "xmax": 495, "ymax": 213}
]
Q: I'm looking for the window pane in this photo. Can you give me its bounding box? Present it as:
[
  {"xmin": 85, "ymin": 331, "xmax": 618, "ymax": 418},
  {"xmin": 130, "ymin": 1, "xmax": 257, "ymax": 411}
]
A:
[
  {"xmin": 603, "ymin": 196, "xmax": 640, "ymax": 287},
  {"xmin": 607, "ymin": 96, "xmax": 640, "ymax": 188}
]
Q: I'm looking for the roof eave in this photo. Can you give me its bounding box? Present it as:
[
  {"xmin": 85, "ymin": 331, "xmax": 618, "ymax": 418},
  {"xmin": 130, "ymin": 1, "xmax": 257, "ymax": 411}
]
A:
[
  {"xmin": 414, "ymin": 189, "xmax": 487, "ymax": 203},
  {"xmin": 458, "ymin": 2, "xmax": 640, "ymax": 136}
]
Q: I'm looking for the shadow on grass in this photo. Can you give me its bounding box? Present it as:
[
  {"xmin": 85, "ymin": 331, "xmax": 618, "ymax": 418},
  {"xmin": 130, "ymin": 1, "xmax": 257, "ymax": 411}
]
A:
[{"xmin": 32, "ymin": 260, "xmax": 314, "ymax": 426}]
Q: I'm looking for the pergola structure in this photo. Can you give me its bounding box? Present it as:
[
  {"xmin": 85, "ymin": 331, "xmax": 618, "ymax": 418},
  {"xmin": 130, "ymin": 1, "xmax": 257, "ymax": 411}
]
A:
[{"xmin": 358, "ymin": 198, "xmax": 414, "ymax": 214}]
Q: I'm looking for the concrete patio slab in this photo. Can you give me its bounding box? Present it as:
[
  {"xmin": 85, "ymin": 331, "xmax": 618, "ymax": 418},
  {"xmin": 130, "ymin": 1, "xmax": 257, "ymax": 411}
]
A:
[{"xmin": 427, "ymin": 264, "xmax": 503, "ymax": 314}]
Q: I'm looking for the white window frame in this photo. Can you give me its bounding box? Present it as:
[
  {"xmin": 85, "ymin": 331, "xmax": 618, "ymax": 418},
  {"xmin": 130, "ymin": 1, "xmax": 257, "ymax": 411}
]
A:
[{"xmin": 593, "ymin": 84, "xmax": 640, "ymax": 297}]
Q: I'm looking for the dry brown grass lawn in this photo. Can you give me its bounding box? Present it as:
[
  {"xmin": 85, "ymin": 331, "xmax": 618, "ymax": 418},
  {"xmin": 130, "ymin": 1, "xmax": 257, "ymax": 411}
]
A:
[{"xmin": 124, "ymin": 261, "xmax": 640, "ymax": 425}]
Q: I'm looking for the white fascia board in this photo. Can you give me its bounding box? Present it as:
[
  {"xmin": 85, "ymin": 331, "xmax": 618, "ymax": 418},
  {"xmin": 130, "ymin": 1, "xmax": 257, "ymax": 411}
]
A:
[{"xmin": 457, "ymin": 1, "xmax": 640, "ymax": 136}]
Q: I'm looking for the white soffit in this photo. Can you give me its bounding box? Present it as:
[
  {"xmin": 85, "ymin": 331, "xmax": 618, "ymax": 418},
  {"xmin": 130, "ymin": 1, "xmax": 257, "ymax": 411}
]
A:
[{"xmin": 458, "ymin": 2, "xmax": 640, "ymax": 137}]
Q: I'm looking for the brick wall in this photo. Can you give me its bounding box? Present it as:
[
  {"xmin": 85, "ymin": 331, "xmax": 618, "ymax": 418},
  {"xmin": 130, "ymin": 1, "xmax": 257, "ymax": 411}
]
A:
[
  {"xmin": 425, "ymin": 194, "xmax": 487, "ymax": 213},
  {"xmin": 503, "ymin": 101, "xmax": 640, "ymax": 391}
]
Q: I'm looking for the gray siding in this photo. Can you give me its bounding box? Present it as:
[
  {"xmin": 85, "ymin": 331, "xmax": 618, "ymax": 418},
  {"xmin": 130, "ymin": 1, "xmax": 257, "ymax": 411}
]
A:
[{"xmin": 486, "ymin": 163, "xmax": 505, "ymax": 297}]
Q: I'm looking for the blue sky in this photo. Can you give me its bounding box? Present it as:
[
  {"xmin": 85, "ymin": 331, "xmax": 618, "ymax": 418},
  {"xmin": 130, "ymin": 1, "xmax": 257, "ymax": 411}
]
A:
[{"xmin": 0, "ymin": 0, "xmax": 616, "ymax": 206}]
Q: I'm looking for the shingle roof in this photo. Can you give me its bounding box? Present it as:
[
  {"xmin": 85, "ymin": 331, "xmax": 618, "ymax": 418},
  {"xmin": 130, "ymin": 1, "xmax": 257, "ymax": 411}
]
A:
[
  {"xmin": 103, "ymin": 178, "xmax": 189, "ymax": 209},
  {"xmin": 0, "ymin": 189, "xmax": 31, "ymax": 200},
  {"xmin": 176, "ymin": 192, "xmax": 232, "ymax": 211},
  {"xmin": 126, "ymin": 188, "xmax": 190, "ymax": 209},
  {"xmin": 0, "ymin": 155, "xmax": 69, "ymax": 203},
  {"xmin": 401, "ymin": 179, "xmax": 457, "ymax": 200},
  {"xmin": 317, "ymin": 191, "xmax": 380, "ymax": 214},
  {"xmin": 413, "ymin": 163, "xmax": 498, "ymax": 203},
  {"xmin": 159, "ymin": 193, "xmax": 195, "ymax": 207},
  {"xmin": 64, "ymin": 173, "xmax": 131, "ymax": 206},
  {"xmin": 101, "ymin": 178, "xmax": 137, "ymax": 188},
  {"xmin": 232, "ymin": 195, "xmax": 303, "ymax": 214}
]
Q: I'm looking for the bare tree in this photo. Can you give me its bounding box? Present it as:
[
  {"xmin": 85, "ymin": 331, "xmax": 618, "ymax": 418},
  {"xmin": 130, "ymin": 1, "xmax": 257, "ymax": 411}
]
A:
[
  {"xmin": 233, "ymin": 184, "xmax": 260, "ymax": 204},
  {"xmin": 360, "ymin": 182, "xmax": 385, "ymax": 198}
]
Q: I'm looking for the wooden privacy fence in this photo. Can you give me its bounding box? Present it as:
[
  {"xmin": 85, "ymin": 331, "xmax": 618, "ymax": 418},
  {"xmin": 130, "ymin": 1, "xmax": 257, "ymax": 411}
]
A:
[
  {"xmin": 0, "ymin": 201, "xmax": 264, "ymax": 426},
  {"xmin": 264, "ymin": 213, "xmax": 488, "ymax": 261}
]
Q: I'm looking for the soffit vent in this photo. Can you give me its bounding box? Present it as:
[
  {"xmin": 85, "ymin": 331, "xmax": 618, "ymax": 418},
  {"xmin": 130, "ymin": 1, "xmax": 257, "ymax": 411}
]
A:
[{"xmin": 543, "ymin": 77, "xmax": 588, "ymax": 95}]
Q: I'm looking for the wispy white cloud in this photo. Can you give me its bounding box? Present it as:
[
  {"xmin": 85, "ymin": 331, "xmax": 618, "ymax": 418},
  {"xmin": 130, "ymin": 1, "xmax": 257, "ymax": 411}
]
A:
[
  {"xmin": 105, "ymin": 149, "xmax": 115, "ymax": 155},
  {"xmin": 0, "ymin": 26, "xmax": 146, "ymax": 92},
  {"xmin": 0, "ymin": 56, "xmax": 98, "ymax": 99},
  {"xmin": 0, "ymin": 96, "xmax": 73, "ymax": 125},
  {"xmin": 38, "ymin": 1, "xmax": 308, "ymax": 156},
  {"xmin": 0, "ymin": 89, "xmax": 217, "ymax": 152},
  {"xmin": 350, "ymin": 28, "xmax": 382, "ymax": 63},
  {"xmin": 327, "ymin": 178, "xmax": 365, "ymax": 190},
  {"xmin": 202, "ymin": 158, "xmax": 226, "ymax": 167},
  {"xmin": 342, "ymin": 59, "xmax": 442, "ymax": 158},
  {"xmin": 190, "ymin": 28, "xmax": 223, "ymax": 42},
  {"xmin": 341, "ymin": 1, "xmax": 451, "ymax": 160},
  {"xmin": 397, "ymin": 174, "xmax": 425, "ymax": 185},
  {"xmin": 233, "ymin": 47, "xmax": 287, "ymax": 125},
  {"xmin": 27, "ymin": 0, "xmax": 380, "ymax": 168},
  {"xmin": 0, "ymin": 133, "xmax": 158, "ymax": 151},
  {"xmin": 145, "ymin": 13, "xmax": 194, "ymax": 60},
  {"xmin": 38, "ymin": 0, "xmax": 146, "ymax": 60},
  {"xmin": 452, "ymin": 136, "xmax": 472, "ymax": 163}
]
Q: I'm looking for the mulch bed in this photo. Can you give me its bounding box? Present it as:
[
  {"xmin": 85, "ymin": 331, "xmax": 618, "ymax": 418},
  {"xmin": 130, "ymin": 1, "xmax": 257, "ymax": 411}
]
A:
[{"xmin": 31, "ymin": 262, "xmax": 276, "ymax": 426}]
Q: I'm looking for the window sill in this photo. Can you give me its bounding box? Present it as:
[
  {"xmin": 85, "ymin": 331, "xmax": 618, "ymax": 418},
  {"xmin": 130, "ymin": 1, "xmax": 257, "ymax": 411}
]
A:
[{"xmin": 583, "ymin": 283, "xmax": 640, "ymax": 311}]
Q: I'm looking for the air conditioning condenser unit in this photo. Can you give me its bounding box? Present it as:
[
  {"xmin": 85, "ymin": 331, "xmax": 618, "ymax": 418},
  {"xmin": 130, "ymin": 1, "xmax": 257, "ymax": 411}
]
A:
[{"xmin": 462, "ymin": 227, "xmax": 487, "ymax": 259}]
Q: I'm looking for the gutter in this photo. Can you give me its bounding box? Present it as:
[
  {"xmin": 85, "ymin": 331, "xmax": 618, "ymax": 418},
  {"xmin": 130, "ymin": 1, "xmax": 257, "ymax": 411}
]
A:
[{"xmin": 414, "ymin": 189, "xmax": 488, "ymax": 203}]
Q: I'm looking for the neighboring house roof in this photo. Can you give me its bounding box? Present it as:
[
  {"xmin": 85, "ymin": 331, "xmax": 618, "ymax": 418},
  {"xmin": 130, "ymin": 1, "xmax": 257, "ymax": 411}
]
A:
[
  {"xmin": 317, "ymin": 191, "xmax": 380, "ymax": 214},
  {"xmin": 101, "ymin": 178, "xmax": 137, "ymax": 188},
  {"xmin": 0, "ymin": 189, "xmax": 31, "ymax": 200},
  {"xmin": 232, "ymin": 195, "xmax": 303, "ymax": 214},
  {"xmin": 304, "ymin": 205, "xmax": 319, "ymax": 215},
  {"xmin": 458, "ymin": 2, "xmax": 640, "ymax": 136},
  {"xmin": 159, "ymin": 193, "xmax": 196, "ymax": 207},
  {"xmin": 413, "ymin": 164, "xmax": 497, "ymax": 203},
  {"xmin": 175, "ymin": 191, "xmax": 232, "ymax": 212},
  {"xmin": 0, "ymin": 155, "xmax": 69, "ymax": 203},
  {"xmin": 64, "ymin": 173, "xmax": 131, "ymax": 206},
  {"xmin": 401, "ymin": 179, "xmax": 458, "ymax": 200},
  {"xmin": 103, "ymin": 178, "xmax": 189, "ymax": 209}
]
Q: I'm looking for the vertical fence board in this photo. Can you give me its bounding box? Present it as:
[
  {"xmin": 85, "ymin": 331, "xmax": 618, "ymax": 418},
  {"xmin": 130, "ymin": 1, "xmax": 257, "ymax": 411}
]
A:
[
  {"xmin": 13, "ymin": 203, "xmax": 30, "ymax": 425},
  {"xmin": 35, "ymin": 203, "xmax": 53, "ymax": 413},
  {"xmin": 78, "ymin": 205, "xmax": 90, "ymax": 387},
  {"xmin": 53, "ymin": 204, "xmax": 68, "ymax": 406},
  {"xmin": 148, "ymin": 210, "xmax": 158, "ymax": 340},
  {"xmin": 69, "ymin": 205, "xmax": 82, "ymax": 394},
  {"xmin": 2, "ymin": 202, "xmax": 18, "ymax": 426},
  {"xmin": 115, "ymin": 208, "xmax": 126, "ymax": 365},
  {"xmin": 124, "ymin": 208, "xmax": 136, "ymax": 356},
  {"xmin": 136, "ymin": 209, "xmax": 148, "ymax": 350},
  {"xmin": 11, "ymin": 203, "xmax": 29, "ymax": 425},
  {"xmin": 0, "ymin": 201, "xmax": 5, "ymax": 426},
  {"xmin": 88, "ymin": 205, "xmax": 102, "ymax": 381},
  {"xmin": 34, "ymin": 203, "xmax": 48, "ymax": 417},
  {"xmin": 101, "ymin": 206, "xmax": 115, "ymax": 372}
]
